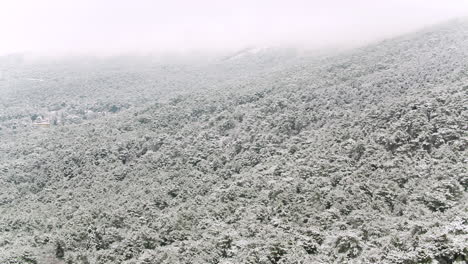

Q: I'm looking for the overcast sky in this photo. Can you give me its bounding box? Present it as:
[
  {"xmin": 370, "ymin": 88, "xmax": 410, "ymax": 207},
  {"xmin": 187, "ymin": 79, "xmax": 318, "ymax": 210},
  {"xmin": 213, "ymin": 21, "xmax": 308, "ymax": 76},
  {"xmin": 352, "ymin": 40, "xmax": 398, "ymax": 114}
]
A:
[{"xmin": 1, "ymin": 0, "xmax": 468, "ymax": 56}]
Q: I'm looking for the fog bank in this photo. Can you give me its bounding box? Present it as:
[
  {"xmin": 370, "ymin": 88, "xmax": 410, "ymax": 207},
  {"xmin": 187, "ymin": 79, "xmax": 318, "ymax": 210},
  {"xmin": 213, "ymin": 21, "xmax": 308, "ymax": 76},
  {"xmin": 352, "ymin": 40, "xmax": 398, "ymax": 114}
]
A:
[{"xmin": 1, "ymin": 0, "xmax": 468, "ymax": 56}]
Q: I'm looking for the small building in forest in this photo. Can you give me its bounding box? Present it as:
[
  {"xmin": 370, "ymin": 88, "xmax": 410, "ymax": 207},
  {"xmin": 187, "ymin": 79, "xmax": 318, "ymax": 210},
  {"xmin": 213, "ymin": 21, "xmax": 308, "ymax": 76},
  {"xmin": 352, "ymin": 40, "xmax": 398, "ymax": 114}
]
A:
[{"xmin": 33, "ymin": 116, "xmax": 51, "ymax": 128}]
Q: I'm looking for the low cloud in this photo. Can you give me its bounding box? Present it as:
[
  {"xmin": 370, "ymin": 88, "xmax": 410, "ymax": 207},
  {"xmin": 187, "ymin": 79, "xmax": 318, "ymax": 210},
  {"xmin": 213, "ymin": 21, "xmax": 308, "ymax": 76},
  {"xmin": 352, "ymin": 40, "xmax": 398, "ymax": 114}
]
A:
[{"xmin": 1, "ymin": 0, "xmax": 467, "ymax": 56}]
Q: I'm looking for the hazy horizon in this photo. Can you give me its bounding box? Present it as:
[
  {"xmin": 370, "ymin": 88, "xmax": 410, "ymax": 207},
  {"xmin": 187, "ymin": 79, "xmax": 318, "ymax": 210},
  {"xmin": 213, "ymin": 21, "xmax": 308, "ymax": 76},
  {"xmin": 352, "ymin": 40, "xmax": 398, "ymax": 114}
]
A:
[{"xmin": 1, "ymin": 0, "xmax": 468, "ymax": 57}]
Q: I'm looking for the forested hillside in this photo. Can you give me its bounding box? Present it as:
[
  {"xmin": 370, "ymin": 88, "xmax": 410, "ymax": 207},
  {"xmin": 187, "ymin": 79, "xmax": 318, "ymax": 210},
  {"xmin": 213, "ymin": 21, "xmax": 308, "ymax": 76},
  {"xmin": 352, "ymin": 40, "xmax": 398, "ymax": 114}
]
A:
[{"xmin": 0, "ymin": 20, "xmax": 467, "ymax": 264}]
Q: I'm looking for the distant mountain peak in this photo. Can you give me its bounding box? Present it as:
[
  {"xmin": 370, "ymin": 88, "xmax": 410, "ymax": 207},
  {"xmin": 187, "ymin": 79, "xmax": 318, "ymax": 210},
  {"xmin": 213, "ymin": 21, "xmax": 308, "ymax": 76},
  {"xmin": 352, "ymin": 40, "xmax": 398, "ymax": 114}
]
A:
[{"xmin": 222, "ymin": 46, "xmax": 273, "ymax": 61}]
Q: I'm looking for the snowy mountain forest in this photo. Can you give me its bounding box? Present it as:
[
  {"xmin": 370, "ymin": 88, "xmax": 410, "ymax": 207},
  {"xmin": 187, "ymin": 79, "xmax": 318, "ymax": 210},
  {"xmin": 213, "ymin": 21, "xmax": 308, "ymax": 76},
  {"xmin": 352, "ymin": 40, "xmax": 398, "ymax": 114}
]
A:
[{"xmin": 0, "ymin": 20, "xmax": 467, "ymax": 264}]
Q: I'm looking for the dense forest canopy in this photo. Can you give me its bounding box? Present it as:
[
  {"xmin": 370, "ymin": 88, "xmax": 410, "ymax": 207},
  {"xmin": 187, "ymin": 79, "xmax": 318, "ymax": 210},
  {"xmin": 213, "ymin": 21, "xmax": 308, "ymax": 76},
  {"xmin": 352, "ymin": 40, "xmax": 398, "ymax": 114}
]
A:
[{"xmin": 0, "ymin": 20, "xmax": 467, "ymax": 264}]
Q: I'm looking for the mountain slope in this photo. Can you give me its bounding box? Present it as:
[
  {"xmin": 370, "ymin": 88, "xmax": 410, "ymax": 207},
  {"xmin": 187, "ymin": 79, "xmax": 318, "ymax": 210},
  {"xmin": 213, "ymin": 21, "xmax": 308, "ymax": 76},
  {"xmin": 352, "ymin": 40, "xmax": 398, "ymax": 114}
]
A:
[{"xmin": 0, "ymin": 20, "xmax": 467, "ymax": 264}]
